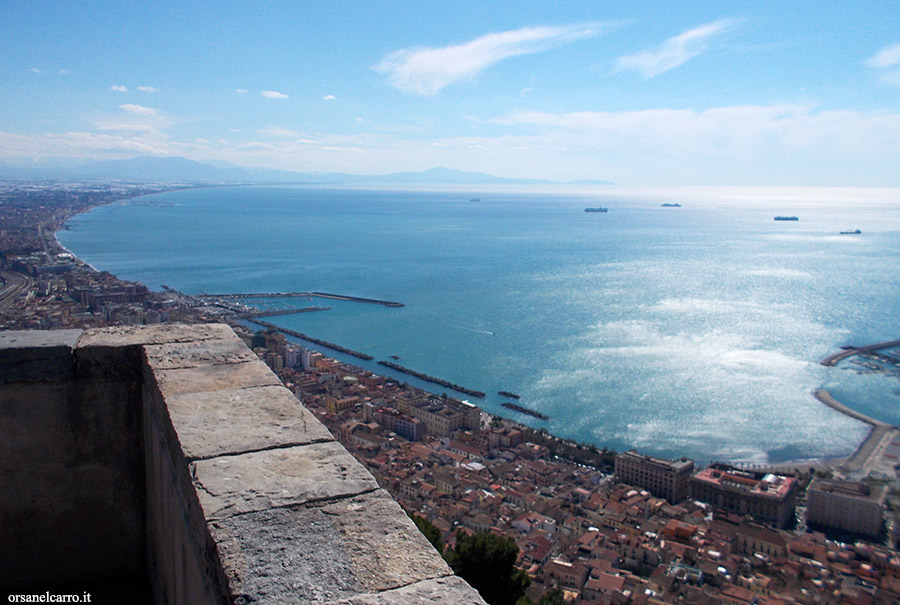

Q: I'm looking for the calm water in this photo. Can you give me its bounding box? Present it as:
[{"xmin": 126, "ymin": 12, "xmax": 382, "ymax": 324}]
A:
[{"xmin": 59, "ymin": 185, "xmax": 900, "ymax": 464}]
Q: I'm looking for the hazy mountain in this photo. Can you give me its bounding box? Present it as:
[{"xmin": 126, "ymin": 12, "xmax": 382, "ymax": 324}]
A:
[{"xmin": 0, "ymin": 155, "xmax": 611, "ymax": 185}]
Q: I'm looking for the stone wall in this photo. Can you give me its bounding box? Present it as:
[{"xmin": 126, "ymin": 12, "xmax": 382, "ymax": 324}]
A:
[{"xmin": 0, "ymin": 324, "xmax": 484, "ymax": 604}]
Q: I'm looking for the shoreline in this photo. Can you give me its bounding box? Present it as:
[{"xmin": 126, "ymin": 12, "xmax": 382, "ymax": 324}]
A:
[{"xmin": 42, "ymin": 183, "xmax": 896, "ymax": 473}]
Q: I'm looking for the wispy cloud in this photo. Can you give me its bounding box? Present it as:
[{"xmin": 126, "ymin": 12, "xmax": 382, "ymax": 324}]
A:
[
  {"xmin": 110, "ymin": 85, "xmax": 129, "ymax": 92},
  {"xmin": 256, "ymin": 126, "xmax": 302, "ymax": 139},
  {"xmin": 119, "ymin": 104, "xmax": 159, "ymax": 116},
  {"xmin": 374, "ymin": 22, "xmax": 609, "ymax": 96},
  {"xmin": 261, "ymin": 90, "xmax": 289, "ymax": 99},
  {"xmin": 235, "ymin": 88, "xmax": 249, "ymax": 94},
  {"xmin": 30, "ymin": 67, "xmax": 42, "ymax": 74},
  {"xmin": 137, "ymin": 86, "xmax": 158, "ymax": 93},
  {"xmin": 866, "ymin": 42, "xmax": 900, "ymax": 83},
  {"xmin": 866, "ymin": 42, "xmax": 900, "ymax": 68},
  {"xmin": 323, "ymin": 94, "xmax": 336, "ymax": 101},
  {"xmin": 615, "ymin": 19, "xmax": 737, "ymax": 78}
]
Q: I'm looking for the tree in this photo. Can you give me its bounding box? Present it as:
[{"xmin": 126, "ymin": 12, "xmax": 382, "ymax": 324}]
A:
[
  {"xmin": 445, "ymin": 532, "xmax": 530, "ymax": 605},
  {"xmin": 409, "ymin": 513, "xmax": 443, "ymax": 555}
]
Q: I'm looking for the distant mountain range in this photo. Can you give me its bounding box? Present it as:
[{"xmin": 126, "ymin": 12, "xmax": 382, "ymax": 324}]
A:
[{"xmin": 0, "ymin": 156, "xmax": 612, "ymax": 186}]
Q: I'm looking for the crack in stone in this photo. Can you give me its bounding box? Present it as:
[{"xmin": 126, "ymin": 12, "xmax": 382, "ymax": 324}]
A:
[{"xmin": 187, "ymin": 437, "xmax": 336, "ymax": 463}]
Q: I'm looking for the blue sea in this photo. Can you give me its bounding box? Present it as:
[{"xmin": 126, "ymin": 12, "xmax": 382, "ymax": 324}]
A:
[{"xmin": 58, "ymin": 184, "xmax": 900, "ymax": 465}]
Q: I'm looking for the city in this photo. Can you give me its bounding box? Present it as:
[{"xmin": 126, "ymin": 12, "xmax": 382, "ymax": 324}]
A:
[{"xmin": 3, "ymin": 180, "xmax": 900, "ymax": 603}]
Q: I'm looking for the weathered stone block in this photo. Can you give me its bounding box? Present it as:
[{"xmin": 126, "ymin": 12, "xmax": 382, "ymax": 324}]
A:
[
  {"xmin": 209, "ymin": 491, "xmax": 460, "ymax": 604},
  {"xmin": 0, "ymin": 328, "xmax": 81, "ymax": 384},
  {"xmin": 326, "ymin": 576, "xmax": 486, "ymax": 604},
  {"xmin": 78, "ymin": 323, "xmax": 235, "ymax": 348},
  {"xmin": 150, "ymin": 360, "xmax": 282, "ymax": 398},
  {"xmin": 143, "ymin": 338, "xmax": 258, "ymax": 370},
  {"xmin": 192, "ymin": 442, "xmax": 378, "ymax": 520},
  {"xmin": 165, "ymin": 385, "xmax": 333, "ymax": 460}
]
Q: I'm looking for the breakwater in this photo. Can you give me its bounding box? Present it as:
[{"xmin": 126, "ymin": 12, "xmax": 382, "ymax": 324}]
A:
[
  {"xmin": 248, "ymin": 319, "xmax": 375, "ymax": 361},
  {"xmin": 501, "ymin": 402, "xmax": 549, "ymax": 421},
  {"xmin": 377, "ymin": 360, "xmax": 485, "ymax": 398},
  {"xmin": 820, "ymin": 338, "xmax": 900, "ymax": 367},
  {"xmin": 232, "ymin": 307, "xmax": 330, "ymax": 319},
  {"xmin": 198, "ymin": 291, "xmax": 404, "ymax": 307},
  {"xmin": 311, "ymin": 292, "xmax": 404, "ymax": 307}
]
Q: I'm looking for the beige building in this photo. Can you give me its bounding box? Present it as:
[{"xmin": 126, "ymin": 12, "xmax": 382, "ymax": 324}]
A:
[
  {"xmin": 806, "ymin": 479, "xmax": 886, "ymax": 536},
  {"xmin": 408, "ymin": 397, "xmax": 480, "ymax": 437},
  {"xmin": 690, "ymin": 468, "xmax": 797, "ymax": 528},
  {"xmin": 614, "ymin": 450, "xmax": 694, "ymax": 503}
]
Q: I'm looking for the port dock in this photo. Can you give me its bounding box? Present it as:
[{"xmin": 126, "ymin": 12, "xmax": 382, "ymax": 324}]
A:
[
  {"xmin": 819, "ymin": 338, "xmax": 900, "ymax": 366},
  {"xmin": 197, "ymin": 291, "xmax": 404, "ymax": 307}
]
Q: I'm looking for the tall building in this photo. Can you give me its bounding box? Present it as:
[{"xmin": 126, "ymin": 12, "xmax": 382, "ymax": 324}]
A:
[
  {"xmin": 690, "ymin": 467, "xmax": 797, "ymax": 528},
  {"xmin": 614, "ymin": 450, "xmax": 694, "ymax": 503},
  {"xmin": 806, "ymin": 479, "xmax": 886, "ymax": 536}
]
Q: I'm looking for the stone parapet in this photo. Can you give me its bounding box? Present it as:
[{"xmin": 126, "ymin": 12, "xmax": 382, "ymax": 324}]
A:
[{"xmin": 0, "ymin": 324, "xmax": 484, "ymax": 604}]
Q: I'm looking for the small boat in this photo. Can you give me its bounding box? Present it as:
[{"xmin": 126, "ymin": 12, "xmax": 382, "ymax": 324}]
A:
[
  {"xmin": 469, "ymin": 198, "xmax": 481, "ymax": 202},
  {"xmin": 390, "ymin": 354, "xmax": 400, "ymax": 360},
  {"xmin": 839, "ymin": 229, "xmax": 861, "ymax": 235},
  {"xmin": 774, "ymin": 216, "xmax": 799, "ymax": 221},
  {"xmin": 661, "ymin": 203, "xmax": 681, "ymax": 207},
  {"xmin": 584, "ymin": 207, "xmax": 608, "ymax": 213}
]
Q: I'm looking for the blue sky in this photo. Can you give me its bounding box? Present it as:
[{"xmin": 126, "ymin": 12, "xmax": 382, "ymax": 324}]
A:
[{"xmin": 2, "ymin": 1, "xmax": 900, "ymax": 185}]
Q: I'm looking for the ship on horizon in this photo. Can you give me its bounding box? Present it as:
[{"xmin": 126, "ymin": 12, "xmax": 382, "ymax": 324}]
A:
[
  {"xmin": 584, "ymin": 207, "xmax": 608, "ymax": 213},
  {"xmin": 661, "ymin": 203, "xmax": 682, "ymax": 207},
  {"xmin": 774, "ymin": 216, "xmax": 799, "ymax": 221}
]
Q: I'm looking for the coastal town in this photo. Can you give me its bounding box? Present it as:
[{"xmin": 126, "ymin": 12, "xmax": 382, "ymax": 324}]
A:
[{"xmin": 4, "ymin": 180, "xmax": 900, "ymax": 604}]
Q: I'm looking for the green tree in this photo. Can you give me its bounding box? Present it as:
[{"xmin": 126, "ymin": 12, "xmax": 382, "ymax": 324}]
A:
[
  {"xmin": 445, "ymin": 532, "xmax": 530, "ymax": 605},
  {"xmin": 408, "ymin": 513, "xmax": 443, "ymax": 555}
]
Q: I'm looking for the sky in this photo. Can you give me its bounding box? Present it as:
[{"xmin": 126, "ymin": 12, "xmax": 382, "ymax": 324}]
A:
[{"xmin": 2, "ymin": 1, "xmax": 900, "ymax": 185}]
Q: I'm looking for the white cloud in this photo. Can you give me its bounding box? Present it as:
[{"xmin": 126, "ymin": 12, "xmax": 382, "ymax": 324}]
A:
[
  {"xmin": 110, "ymin": 85, "xmax": 129, "ymax": 92},
  {"xmin": 323, "ymin": 94, "xmax": 336, "ymax": 101},
  {"xmin": 615, "ymin": 19, "xmax": 736, "ymax": 77},
  {"xmin": 256, "ymin": 126, "xmax": 302, "ymax": 138},
  {"xmin": 30, "ymin": 67, "xmax": 41, "ymax": 74},
  {"xmin": 866, "ymin": 42, "xmax": 900, "ymax": 84},
  {"xmin": 137, "ymin": 86, "xmax": 158, "ymax": 93},
  {"xmin": 119, "ymin": 104, "xmax": 159, "ymax": 116},
  {"xmin": 373, "ymin": 22, "xmax": 609, "ymax": 96},
  {"xmin": 356, "ymin": 117, "xmax": 364, "ymax": 125},
  {"xmin": 261, "ymin": 90, "xmax": 289, "ymax": 99},
  {"xmin": 866, "ymin": 42, "xmax": 900, "ymax": 68},
  {"xmin": 235, "ymin": 88, "xmax": 249, "ymax": 94}
]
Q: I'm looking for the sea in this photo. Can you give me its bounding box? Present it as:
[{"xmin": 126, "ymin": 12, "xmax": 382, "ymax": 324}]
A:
[{"xmin": 57, "ymin": 184, "xmax": 900, "ymax": 465}]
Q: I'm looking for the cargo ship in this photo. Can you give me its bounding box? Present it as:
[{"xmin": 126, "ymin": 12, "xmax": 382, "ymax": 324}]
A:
[
  {"xmin": 661, "ymin": 203, "xmax": 682, "ymax": 207},
  {"xmin": 774, "ymin": 216, "xmax": 799, "ymax": 221},
  {"xmin": 584, "ymin": 207, "xmax": 608, "ymax": 213},
  {"xmin": 839, "ymin": 229, "xmax": 861, "ymax": 235}
]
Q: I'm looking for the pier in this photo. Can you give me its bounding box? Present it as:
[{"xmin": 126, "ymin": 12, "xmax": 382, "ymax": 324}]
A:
[
  {"xmin": 196, "ymin": 291, "xmax": 404, "ymax": 307},
  {"xmin": 814, "ymin": 389, "xmax": 899, "ymax": 478},
  {"xmin": 377, "ymin": 360, "xmax": 485, "ymax": 398},
  {"xmin": 247, "ymin": 319, "xmax": 375, "ymax": 361},
  {"xmin": 231, "ymin": 307, "xmax": 330, "ymax": 319},
  {"xmin": 819, "ymin": 338, "xmax": 900, "ymax": 366}
]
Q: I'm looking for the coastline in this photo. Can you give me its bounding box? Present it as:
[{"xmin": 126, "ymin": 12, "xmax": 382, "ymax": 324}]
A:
[{"xmin": 41, "ymin": 183, "xmax": 897, "ymax": 473}]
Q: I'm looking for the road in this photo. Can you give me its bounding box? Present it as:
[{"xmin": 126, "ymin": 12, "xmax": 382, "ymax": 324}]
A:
[{"xmin": 0, "ymin": 271, "xmax": 33, "ymax": 313}]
